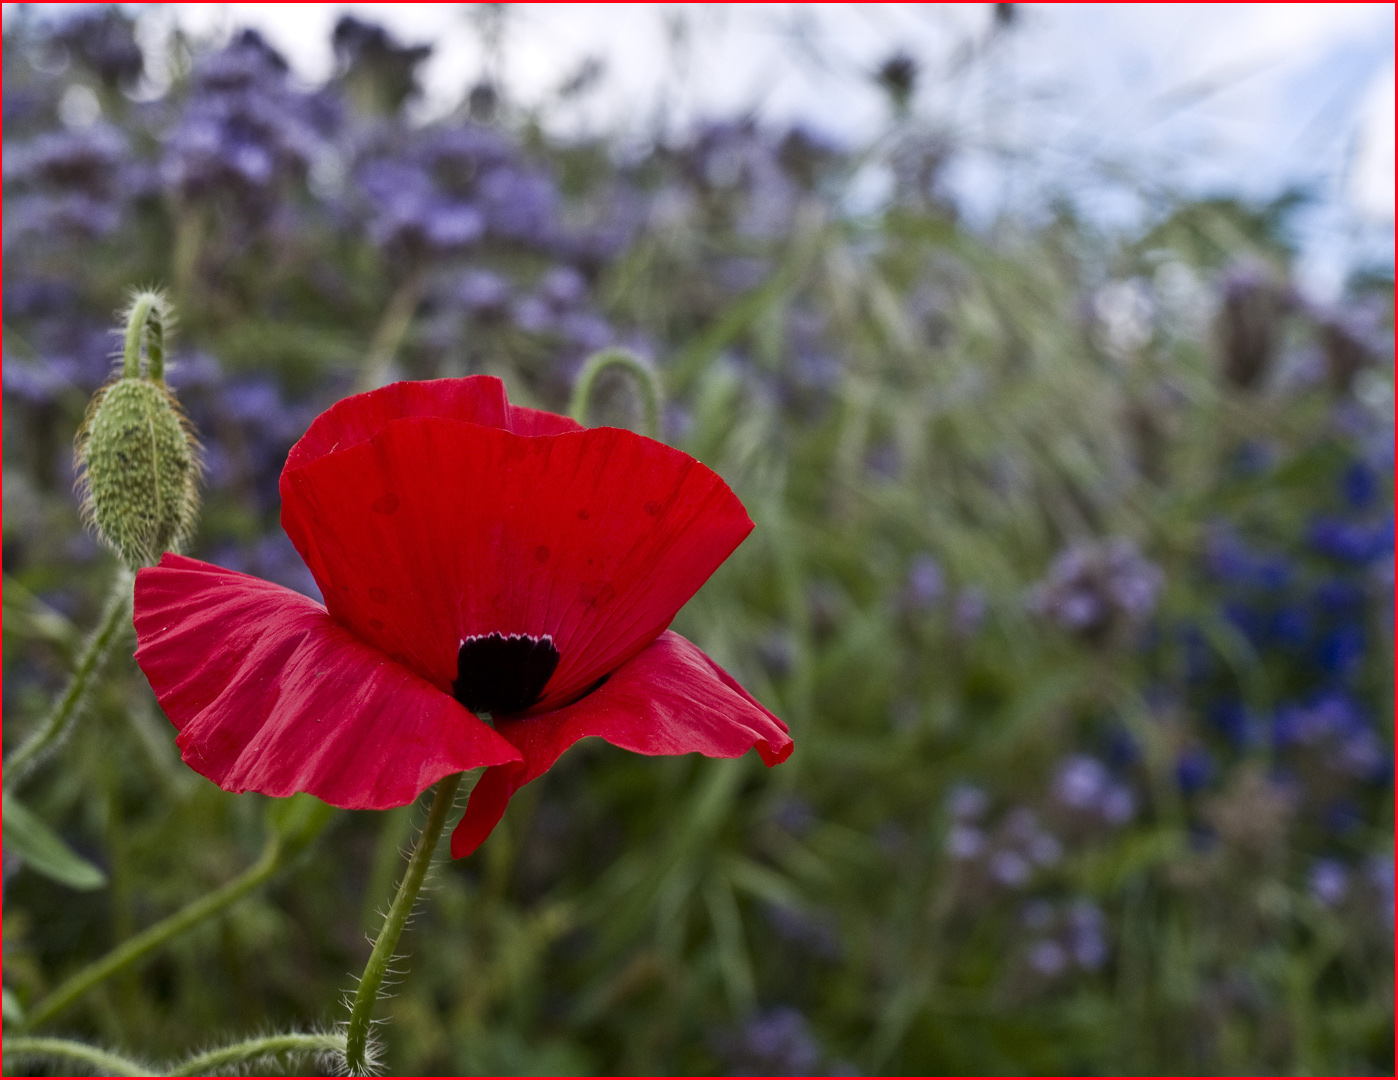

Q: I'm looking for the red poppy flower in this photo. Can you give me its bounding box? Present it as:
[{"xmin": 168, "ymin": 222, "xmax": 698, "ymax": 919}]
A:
[{"xmin": 133, "ymin": 376, "xmax": 791, "ymax": 858}]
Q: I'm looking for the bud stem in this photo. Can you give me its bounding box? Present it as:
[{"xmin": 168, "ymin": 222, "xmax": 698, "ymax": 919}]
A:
[
  {"xmin": 2, "ymin": 1037, "xmax": 156, "ymax": 1077},
  {"xmin": 3, "ymin": 568, "xmax": 135, "ymax": 790},
  {"xmin": 569, "ymin": 347, "xmax": 663, "ymax": 438},
  {"xmin": 122, "ymin": 291, "xmax": 168, "ymax": 382},
  {"xmin": 344, "ymin": 771, "xmax": 464, "ymax": 1075},
  {"xmin": 169, "ymin": 1031, "xmax": 348, "ymax": 1076}
]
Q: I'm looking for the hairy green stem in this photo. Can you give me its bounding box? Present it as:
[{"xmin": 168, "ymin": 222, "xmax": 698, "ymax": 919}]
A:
[
  {"xmin": 357, "ymin": 271, "xmax": 425, "ymax": 393},
  {"xmin": 25, "ymin": 834, "xmax": 282, "ymax": 1030},
  {"xmin": 2, "ymin": 1036, "xmax": 160, "ymax": 1077},
  {"xmin": 170, "ymin": 1031, "xmax": 348, "ymax": 1076},
  {"xmin": 568, "ymin": 347, "xmax": 663, "ymax": 438},
  {"xmin": 3, "ymin": 568, "xmax": 134, "ymax": 790},
  {"xmin": 122, "ymin": 291, "xmax": 167, "ymax": 381},
  {"xmin": 344, "ymin": 772, "xmax": 463, "ymax": 1075}
]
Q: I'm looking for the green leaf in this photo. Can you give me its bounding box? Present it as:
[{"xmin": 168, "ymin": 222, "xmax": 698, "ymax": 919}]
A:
[
  {"xmin": 2, "ymin": 793, "xmax": 106, "ymax": 891},
  {"xmin": 3, "ymin": 986, "xmax": 24, "ymax": 1028}
]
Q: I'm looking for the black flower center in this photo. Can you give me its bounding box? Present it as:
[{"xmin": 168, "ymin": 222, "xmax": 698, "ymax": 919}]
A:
[{"xmin": 452, "ymin": 632, "xmax": 559, "ymax": 716}]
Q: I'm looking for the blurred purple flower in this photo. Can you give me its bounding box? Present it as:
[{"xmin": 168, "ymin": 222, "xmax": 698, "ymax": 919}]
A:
[
  {"xmin": 46, "ymin": 7, "xmax": 144, "ymax": 89},
  {"xmin": 454, "ymin": 269, "xmax": 512, "ymax": 317},
  {"xmin": 1029, "ymin": 538, "xmax": 1163, "ymax": 639},
  {"xmin": 1053, "ymin": 754, "xmax": 1108, "ymax": 810},
  {"xmin": 1308, "ymin": 858, "xmax": 1349, "ymax": 907},
  {"xmin": 989, "ymin": 849, "xmax": 1031, "ymax": 887},
  {"xmin": 1028, "ymin": 939, "xmax": 1068, "ymax": 976},
  {"xmin": 946, "ymin": 824, "xmax": 985, "ymax": 860},
  {"xmin": 1175, "ymin": 747, "xmax": 1215, "ymax": 794},
  {"xmin": 903, "ymin": 554, "xmax": 944, "ymax": 610},
  {"xmin": 724, "ymin": 1006, "xmax": 823, "ymax": 1076},
  {"xmin": 947, "ymin": 783, "xmax": 989, "ymax": 821},
  {"xmin": 954, "ymin": 587, "xmax": 988, "ymax": 636}
]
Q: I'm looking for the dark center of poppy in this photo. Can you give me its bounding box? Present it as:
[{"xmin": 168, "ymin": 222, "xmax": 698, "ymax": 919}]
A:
[{"xmin": 452, "ymin": 632, "xmax": 559, "ymax": 716}]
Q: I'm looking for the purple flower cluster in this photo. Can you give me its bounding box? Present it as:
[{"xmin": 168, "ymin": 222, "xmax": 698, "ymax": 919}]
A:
[
  {"xmin": 1307, "ymin": 854, "xmax": 1394, "ymax": 930},
  {"xmin": 353, "ymin": 123, "xmax": 559, "ymax": 262},
  {"xmin": 162, "ymin": 31, "xmax": 329, "ymax": 220},
  {"xmin": 1020, "ymin": 897, "xmax": 1109, "ymax": 977},
  {"xmin": 945, "ymin": 790, "xmax": 1064, "ymax": 889},
  {"xmin": 716, "ymin": 1006, "xmax": 827, "ymax": 1076},
  {"xmin": 43, "ymin": 7, "xmax": 145, "ymax": 90},
  {"xmin": 3, "ymin": 122, "xmax": 138, "ymax": 246},
  {"xmin": 677, "ymin": 119, "xmax": 835, "ymax": 238},
  {"xmin": 1051, "ymin": 754, "xmax": 1136, "ymax": 825},
  {"xmin": 1028, "ymin": 538, "xmax": 1164, "ymax": 640}
]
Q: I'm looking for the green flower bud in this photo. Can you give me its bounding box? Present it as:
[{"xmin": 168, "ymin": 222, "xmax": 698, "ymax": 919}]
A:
[{"xmin": 74, "ymin": 290, "xmax": 201, "ymax": 568}]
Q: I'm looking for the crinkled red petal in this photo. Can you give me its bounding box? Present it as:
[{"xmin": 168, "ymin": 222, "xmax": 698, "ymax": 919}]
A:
[
  {"xmin": 133, "ymin": 554, "xmax": 521, "ymax": 809},
  {"xmin": 280, "ymin": 418, "xmax": 753, "ymax": 711},
  {"xmin": 283, "ymin": 376, "xmax": 581, "ymax": 474},
  {"xmin": 449, "ymin": 631, "xmax": 792, "ymax": 858}
]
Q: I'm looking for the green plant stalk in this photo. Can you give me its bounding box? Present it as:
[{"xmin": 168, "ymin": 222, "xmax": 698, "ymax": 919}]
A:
[
  {"xmin": 357, "ymin": 271, "xmax": 425, "ymax": 393},
  {"xmin": 3, "ymin": 567, "xmax": 135, "ymax": 790},
  {"xmin": 568, "ymin": 347, "xmax": 662, "ymax": 438},
  {"xmin": 122, "ymin": 290, "xmax": 166, "ymax": 380},
  {"xmin": 344, "ymin": 772, "xmax": 464, "ymax": 1075},
  {"xmin": 170, "ymin": 1031, "xmax": 348, "ymax": 1076},
  {"xmin": 2, "ymin": 1036, "xmax": 159, "ymax": 1077},
  {"xmin": 24, "ymin": 833, "xmax": 282, "ymax": 1031}
]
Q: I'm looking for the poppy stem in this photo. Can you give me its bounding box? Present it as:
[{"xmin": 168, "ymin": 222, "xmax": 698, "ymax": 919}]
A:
[
  {"xmin": 169, "ymin": 1030, "xmax": 348, "ymax": 1076},
  {"xmin": 3, "ymin": 567, "xmax": 135, "ymax": 791},
  {"xmin": 569, "ymin": 347, "xmax": 663, "ymax": 439},
  {"xmin": 2, "ymin": 1036, "xmax": 158, "ymax": 1077},
  {"xmin": 344, "ymin": 771, "xmax": 464, "ymax": 1075}
]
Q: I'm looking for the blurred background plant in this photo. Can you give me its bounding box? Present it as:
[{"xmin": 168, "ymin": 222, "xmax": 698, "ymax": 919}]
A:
[{"xmin": 2, "ymin": 4, "xmax": 1392, "ymax": 1076}]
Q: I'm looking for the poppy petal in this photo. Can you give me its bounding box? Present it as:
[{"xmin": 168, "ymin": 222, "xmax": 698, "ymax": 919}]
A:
[
  {"xmin": 280, "ymin": 419, "xmax": 753, "ymax": 711},
  {"xmin": 133, "ymin": 553, "xmax": 521, "ymax": 809},
  {"xmin": 284, "ymin": 376, "xmax": 581, "ymax": 474},
  {"xmin": 449, "ymin": 631, "xmax": 791, "ymax": 858}
]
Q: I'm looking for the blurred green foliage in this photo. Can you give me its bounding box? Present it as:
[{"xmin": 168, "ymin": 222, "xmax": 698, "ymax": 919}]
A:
[{"xmin": 2, "ymin": 8, "xmax": 1393, "ymax": 1076}]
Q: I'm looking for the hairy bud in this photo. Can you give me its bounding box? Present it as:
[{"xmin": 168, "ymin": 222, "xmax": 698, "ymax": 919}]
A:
[{"xmin": 75, "ymin": 290, "xmax": 201, "ymax": 568}]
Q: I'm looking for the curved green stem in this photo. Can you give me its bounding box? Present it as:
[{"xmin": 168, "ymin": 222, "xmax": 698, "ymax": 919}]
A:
[
  {"xmin": 27, "ymin": 834, "xmax": 282, "ymax": 1030},
  {"xmin": 3, "ymin": 1036, "xmax": 160, "ymax": 1077},
  {"xmin": 3, "ymin": 567, "xmax": 134, "ymax": 790},
  {"xmin": 344, "ymin": 772, "xmax": 463, "ymax": 1075},
  {"xmin": 569, "ymin": 347, "xmax": 663, "ymax": 438},
  {"xmin": 122, "ymin": 290, "xmax": 168, "ymax": 382},
  {"xmin": 170, "ymin": 1031, "xmax": 347, "ymax": 1076},
  {"xmin": 357, "ymin": 271, "xmax": 425, "ymax": 393}
]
